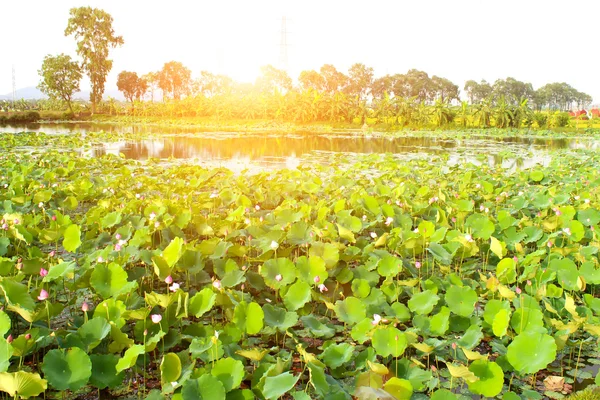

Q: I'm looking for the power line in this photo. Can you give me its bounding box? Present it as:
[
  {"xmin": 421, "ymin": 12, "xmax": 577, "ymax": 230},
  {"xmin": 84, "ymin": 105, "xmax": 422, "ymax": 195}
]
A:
[
  {"xmin": 279, "ymin": 16, "xmax": 290, "ymax": 71},
  {"xmin": 12, "ymin": 65, "xmax": 16, "ymax": 104}
]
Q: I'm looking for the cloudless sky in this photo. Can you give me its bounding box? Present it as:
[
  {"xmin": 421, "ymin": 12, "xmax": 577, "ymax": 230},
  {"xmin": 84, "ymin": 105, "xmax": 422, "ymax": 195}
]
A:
[{"xmin": 3, "ymin": 0, "xmax": 599, "ymax": 101}]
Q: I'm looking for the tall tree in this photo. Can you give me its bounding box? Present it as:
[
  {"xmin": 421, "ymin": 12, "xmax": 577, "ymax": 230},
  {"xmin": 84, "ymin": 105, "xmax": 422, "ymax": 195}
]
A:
[
  {"xmin": 298, "ymin": 70, "xmax": 325, "ymax": 92},
  {"xmin": 255, "ymin": 65, "xmax": 292, "ymax": 94},
  {"xmin": 157, "ymin": 61, "xmax": 192, "ymax": 100},
  {"xmin": 65, "ymin": 7, "xmax": 124, "ymax": 114},
  {"xmin": 117, "ymin": 71, "xmax": 147, "ymax": 109},
  {"xmin": 142, "ymin": 72, "xmax": 159, "ymax": 102},
  {"xmin": 320, "ymin": 64, "xmax": 348, "ymax": 94},
  {"xmin": 37, "ymin": 54, "xmax": 82, "ymax": 114},
  {"xmin": 346, "ymin": 63, "xmax": 374, "ymax": 100}
]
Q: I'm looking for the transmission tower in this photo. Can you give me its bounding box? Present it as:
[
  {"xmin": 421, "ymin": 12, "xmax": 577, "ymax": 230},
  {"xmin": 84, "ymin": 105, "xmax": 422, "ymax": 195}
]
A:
[
  {"xmin": 279, "ymin": 16, "xmax": 289, "ymax": 71},
  {"xmin": 11, "ymin": 65, "xmax": 16, "ymax": 105}
]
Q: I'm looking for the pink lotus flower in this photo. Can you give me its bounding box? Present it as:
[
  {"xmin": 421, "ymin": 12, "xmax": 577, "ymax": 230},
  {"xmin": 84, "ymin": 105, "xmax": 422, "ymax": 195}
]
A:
[
  {"xmin": 151, "ymin": 314, "xmax": 162, "ymax": 324},
  {"xmin": 385, "ymin": 217, "xmax": 394, "ymax": 226},
  {"xmin": 38, "ymin": 289, "xmax": 49, "ymax": 301},
  {"xmin": 97, "ymin": 256, "xmax": 104, "ymax": 263},
  {"xmin": 371, "ymin": 314, "xmax": 382, "ymax": 326},
  {"xmin": 318, "ymin": 283, "xmax": 328, "ymax": 293},
  {"xmin": 39, "ymin": 268, "xmax": 48, "ymax": 277},
  {"xmin": 6, "ymin": 335, "xmax": 12, "ymax": 343},
  {"xmin": 451, "ymin": 342, "xmax": 457, "ymax": 350},
  {"xmin": 81, "ymin": 302, "xmax": 89, "ymax": 312},
  {"xmin": 114, "ymin": 244, "xmax": 121, "ymax": 251},
  {"xmin": 51, "ymin": 215, "xmax": 57, "ymax": 221},
  {"xmin": 49, "ymin": 250, "xmax": 55, "ymax": 257},
  {"xmin": 165, "ymin": 275, "xmax": 173, "ymax": 284},
  {"xmin": 313, "ymin": 276, "xmax": 320, "ymax": 283},
  {"xmin": 515, "ymin": 287, "xmax": 522, "ymax": 294},
  {"xmin": 213, "ymin": 280, "xmax": 222, "ymax": 290},
  {"xmin": 415, "ymin": 261, "xmax": 421, "ymax": 269},
  {"xmin": 115, "ymin": 233, "xmax": 121, "ymax": 240},
  {"xmin": 25, "ymin": 333, "xmax": 31, "ymax": 340},
  {"xmin": 275, "ymin": 274, "xmax": 283, "ymax": 282}
]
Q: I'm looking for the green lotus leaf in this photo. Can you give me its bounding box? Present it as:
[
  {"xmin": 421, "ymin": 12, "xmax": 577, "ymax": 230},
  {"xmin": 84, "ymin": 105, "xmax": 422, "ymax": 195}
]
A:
[
  {"xmin": 549, "ymin": 257, "xmax": 580, "ymax": 291},
  {"xmin": 77, "ymin": 317, "xmax": 111, "ymax": 351},
  {"xmin": 334, "ymin": 296, "xmax": 366, "ymax": 324},
  {"xmin": 43, "ymin": 262, "xmax": 75, "ymax": 282},
  {"xmin": 160, "ymin": 353, "xmax": 182, "ymax": 387},
  {"xmin": 262, "ymin": 372, "xmax": 299, "ymax": 400},
  {"xmin": 372, "ymin": 327, "xmax": 407, "ymax": 357},
  {"xmin": 182, "ymin": 375, "xmax": 225, "ymax": 400},
  {"xmin": 466, "ymin": 214, "xmax": 495, "ymax": 240},
  {"xmin": 467, "ymin": 359, "xmax": 504, "ymax": 397},
  {"xmin": 0, "ymin": 311, "xmax": 11, "ymax": 336},
  {"xmin": 0, "ymin": 278, "xmax": 35, "ymax": 311},
  {"xmin": 445, "ymin": 285, "xmax": 477, "ymax": 317},
  {"xmin": 377, "ymin": 255, "xmax": 402, "ymax": 277},
  {"xmin": 283, "ymin": 280, "xmax": 312, "ymax": 311},
  {"xmin": 0, "ymin": 371, "xmax": 47, "ymax": 399},
  {"xmin": 263, "ymin": 304, "xmax": 298, "ymax": 332},
  {"xmin": 163, "ymin": 237, "xmax": 184, "ymax": 268},
  {"xmin": 300, "ymin": 315, "xmax": 335, "ymax": 338},
  {"xmin": 308, "ymin": 242, "xmax": 339, "ymax": 268},
  {"xmin": 261, "ymin": 258, "xmax": 296, "ymax": 289},
  {"xmin": 115, "ymin": 344, "xmax": 145, "ymax": 373},
  {"xmin": 510, "ymin": 307, "xmax": 544, "ymax": 334},
  {"xmin": 42, "ymin": 347, "xmax": 92, "ymax": 391},
  {"xmin": 211, "ymin": 357, "xmax": 244, "ymax": 391},
  {"xmin": 429, "ymin": 306, "xmax": 450, "ymax": 336},
  {"xmin": 430, "ymin": 389, "xmax": 459, "ymax": 399},
  {"xmin": 89, "ymin": 354, "xmax": 125, "ymax": 389},
  {"xmin": 233, "ymin": 301, "xmax": 264, "ymax": 335},
  {"xmin": 320, "ymin": 343, "xmax": 353, "ymax": 368},
  {"xmin": 578, "ymin": 208, "xmax": 600, "ymax": 226},
  {"xmin": 295, "ymin": 256, "xmax": 328, "ymax": 284},
  {"xmin": 101, "ymin": 211, "xmax": 122, "ymax": 229},
  {"xmin": 62, "ymin": 224, "xmax": 81, "ymax": 253},
  {"xmin": 407, "ymin": 290, "xmax": 439, "ymax": 315},
  {"xmin": 492, "ymin": 308, "xmax": 511, "ymax": 337},
  {"xmin": 189, "ymin": 288, "xmax": 216, "ymax": 318},
  {"xmin": 0, "ymin": 338, "xmax": 13, "ymax": 373},
  {"xmin": 90, "ymin": 262, "xmax": 137, "ymax": 299},
  {"xmin": 496, "ymin": 257, "xmax": 516, "ymax": 284},
  {"xmin": 529, "ymin": 170, "xmax": 544, "ymax": 182},
  {"xmin": 383, "ymin": 377, "xmax": 412, "ymax": 400},
  {"xmin": 507, "ymin": 332, "xmax": 557, "ymax": 374},
  {"xmin": 483, "ymin": 299, "xmax": 510, "ymax": 326}
]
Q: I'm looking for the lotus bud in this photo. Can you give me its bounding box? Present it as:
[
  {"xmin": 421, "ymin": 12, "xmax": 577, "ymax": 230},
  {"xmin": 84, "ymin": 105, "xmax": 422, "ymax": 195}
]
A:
[
  {"xmin": 151, "ymin": 314, "xmax": 162, "ymax": 324},
  {"xmin": 275, "ymin": 274, "xmax": 283, "ymax": 282},
  {"xmin": 39, "ymin": 268, "xmax": 48, "ymax": 277},
  {"xmin": 213, "ymin": 280, "xmax": 222, "ymax": 290},
  {"xmin": 165, "ymin": 275, "xmax": 173, "ymax": 284},
  {"xmin": 6, "ymin": 335, "xmax": 12, "ymax": 343},
  {"xmin": 38, "ymin": 289, "xmax": 49, "ymax": 301},
  {"xmin": 25, "ymin": 333, "xmax": 31, "ymax": 340},
  {"xmin": 81, "ymin": 302, "xmax": 89, "ymax": 312},
  {"xmin": 313, "ymin": 276, "xmax": 320, "ymax": 283},
  {"xmin": 415, "ymin": 261, "xmax": 421, "ymax": 269}
]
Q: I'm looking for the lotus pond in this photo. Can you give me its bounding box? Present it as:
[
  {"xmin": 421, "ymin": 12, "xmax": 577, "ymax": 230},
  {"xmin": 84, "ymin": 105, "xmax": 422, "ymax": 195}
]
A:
[{"xmin": 0, "ymin": 129, "xmax": 599, "ymax": 399}]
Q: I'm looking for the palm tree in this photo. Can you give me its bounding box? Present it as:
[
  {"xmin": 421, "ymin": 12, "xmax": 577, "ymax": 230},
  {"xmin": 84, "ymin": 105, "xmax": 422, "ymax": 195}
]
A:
[
  {"xmin": 433, "ymin": 99, "xmax": 453, "ymax": 127},
  {"xmin": 510, "ymin": 97, "xmax": 533, "ymax": 128},
  {"xmin": 457, "ymin": 101, "xmax": 470, "ymax": 128},
  {"xmin": 494, "ymin": 97, "xmax": 514, "ymax": 128},
  {"xmin": 474, "ymin": 98, "xmax": 493, "ymax": 128}
]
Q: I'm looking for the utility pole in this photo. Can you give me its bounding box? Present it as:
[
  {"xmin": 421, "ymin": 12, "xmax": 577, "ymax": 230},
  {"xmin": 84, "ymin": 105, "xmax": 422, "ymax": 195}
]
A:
[
  {"xmin": 279, "ymin": 16, "xmax": 289, "ymax": 71},
  {"xmin": 11, "ymin": 65, "xmax": 17, "ymax": 106}
]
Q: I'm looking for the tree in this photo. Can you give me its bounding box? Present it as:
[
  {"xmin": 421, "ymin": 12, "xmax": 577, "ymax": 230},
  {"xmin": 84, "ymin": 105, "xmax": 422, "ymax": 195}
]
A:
[
  {"xmin": 346, "ymin": 63, "xmax": 374, "ymax": 100},
  {"xmin": 464, "ymin": 80, "xmax": 492, "ymax": 104},
  {"xmin": 142, "ymin": 72, "xmax": 159, "ymax": 102},
  {"xmin": 37, "ymin": 54, "xmax": 82, "ymax": 114},
  {"xmin": 431, "ymin": 76, "xmax": 459, "ymax": 102},
  {"xmin": 158, "ymin": 61, "xmax": 192, "ymax": 100},
  {"xmin": 320, "ymin": 64, "xmax": 348, "ymax": 94},
  {"xmin": 65, "ymin": 7, "xmax": 124, "ymax": 114},
  {"xmin": 117, "ymin": 71, "xmax": 147, "ymax": 109},
  {"xmin": 255, "ymin": 65, "xmax": 292, "ymax": 94},
  {"xmin": 195, "ymin": 71, "xmax": 233, "ymax": 97},
  {"xmin": 298, "ymin": 70, "xmax": 325, "ymax": 92}
]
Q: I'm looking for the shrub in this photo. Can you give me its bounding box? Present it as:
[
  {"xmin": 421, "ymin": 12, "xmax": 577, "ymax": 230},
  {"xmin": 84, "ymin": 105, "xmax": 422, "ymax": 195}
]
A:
[{"xmin": 532, "ymin": 113, "xmax": 548, "ymax": 128}]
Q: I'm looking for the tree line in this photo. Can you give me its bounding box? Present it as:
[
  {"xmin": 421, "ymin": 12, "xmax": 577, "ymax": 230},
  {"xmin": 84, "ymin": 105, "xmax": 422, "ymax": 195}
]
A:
[{"xmin": 36, "ymin": 7, "xmax": 593, "ymax": 129}]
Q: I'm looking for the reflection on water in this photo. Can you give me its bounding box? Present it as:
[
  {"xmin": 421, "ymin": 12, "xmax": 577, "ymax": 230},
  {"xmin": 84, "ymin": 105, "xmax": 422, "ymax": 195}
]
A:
[{"xmin": 2, "ymin": 123, "xmax": 597, "ymax": 172}]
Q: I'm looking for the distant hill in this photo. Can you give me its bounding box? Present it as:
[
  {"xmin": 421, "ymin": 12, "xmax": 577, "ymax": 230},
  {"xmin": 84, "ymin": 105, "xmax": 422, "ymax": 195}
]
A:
[{"xmin": 0, "ymin": 86, "xmax": 125, "ymax": 101}]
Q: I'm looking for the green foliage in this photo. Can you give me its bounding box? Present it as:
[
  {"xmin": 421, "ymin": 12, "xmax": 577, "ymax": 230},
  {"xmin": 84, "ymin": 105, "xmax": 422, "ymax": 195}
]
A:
[{"xmin": 38, "ymin": 54, "xmax": 82, "ymax": 113}]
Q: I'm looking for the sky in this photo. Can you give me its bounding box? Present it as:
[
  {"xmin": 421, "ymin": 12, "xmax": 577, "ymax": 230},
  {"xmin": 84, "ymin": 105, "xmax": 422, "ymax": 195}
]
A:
[{"xmin": 2, "ymin": 0, "xmax": 599, "ymax": 102}]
